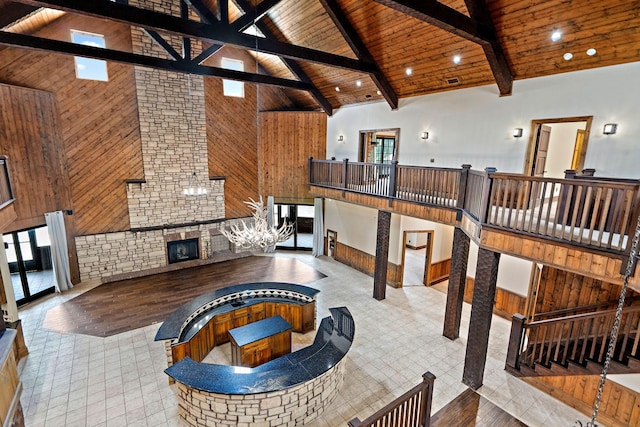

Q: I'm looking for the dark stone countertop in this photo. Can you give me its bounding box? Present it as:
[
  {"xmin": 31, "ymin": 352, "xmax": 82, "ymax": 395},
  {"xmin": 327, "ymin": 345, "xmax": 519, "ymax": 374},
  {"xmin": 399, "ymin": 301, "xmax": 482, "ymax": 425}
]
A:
[
  {"xmin": 229, "ymin": 315, "xmax": 292, "ymax": 347},
  {"xmin": 0, "ymin": 329, "xmax": 17, "ymax": 366},
  {"xmin": 165, "ymin": 307, "xmax": 354, "ymax": 395},
  {"xmin": 154, "ymin": 282, "xmax": 320, "ymax": 342}
]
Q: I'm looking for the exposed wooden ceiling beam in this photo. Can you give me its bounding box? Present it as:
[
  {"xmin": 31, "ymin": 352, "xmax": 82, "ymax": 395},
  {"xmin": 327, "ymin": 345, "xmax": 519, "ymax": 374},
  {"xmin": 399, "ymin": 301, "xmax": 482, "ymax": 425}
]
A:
[
  {"xmin": 182, "ymin": 0, "xmax": 217, "ymax": 24},
  {"xmin": 234, "ymin": 0, "xmax": 334, "ymax": 116},
  {"xmin": 0, "ymin": 30, "xmax": 316, "ymax": 91},
  {"xmin": 463, "ymin": 0, "xmax": 512, "ymax": 95},
  {"xmin": 143, "ymin": 29, "xmax": 182, "ymax": 60},
  {"xmin": 319, "ymin": 0, "xmax": 398, "ymax": 110},
  {"xmin": 230, "ymin": 0, "xmax": 283, "ymax": 33},
  {"xmin": 371, "ymin": 0, "xmax": 513, "ymax": 95},
  {"xmin": 14, "ymin": 0, "xmax": 378, "ymax": 73},
  {"xmin": 0, "ymin": 2, "xmax": 38, "ymax": 28}
]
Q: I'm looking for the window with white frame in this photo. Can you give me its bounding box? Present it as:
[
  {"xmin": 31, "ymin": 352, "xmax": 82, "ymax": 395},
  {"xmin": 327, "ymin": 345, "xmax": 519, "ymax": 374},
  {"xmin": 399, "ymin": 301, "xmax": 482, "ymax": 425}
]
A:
[
  {"xmin": 71, "ymin": 30, "xmax": 108, "ymax": 81},
  {"xmin": 221, "ymin": 57, "xmax": 244, "ymax": 98}
]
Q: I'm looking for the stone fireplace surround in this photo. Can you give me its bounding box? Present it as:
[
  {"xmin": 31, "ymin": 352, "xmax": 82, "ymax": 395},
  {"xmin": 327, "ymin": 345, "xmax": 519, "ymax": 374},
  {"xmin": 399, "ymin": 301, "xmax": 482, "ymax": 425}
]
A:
[{"xmin": 75, "ymin": 218, "xmax": 251, "ymax": 283}]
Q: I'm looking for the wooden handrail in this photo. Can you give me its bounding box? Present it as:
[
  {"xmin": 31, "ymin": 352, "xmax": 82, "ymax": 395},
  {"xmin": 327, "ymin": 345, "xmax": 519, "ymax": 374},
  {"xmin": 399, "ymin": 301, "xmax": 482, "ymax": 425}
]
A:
[
  {"xmin": 507, "ymin": 305, "xmax": 640, "ymax": 371},
  {"xmin": 533, "ymin": 296, "xmax": 640, "ymax": 320},
  {"xmin": 348, "ymin": 371, "xmax": 436, "ymax": 427}
]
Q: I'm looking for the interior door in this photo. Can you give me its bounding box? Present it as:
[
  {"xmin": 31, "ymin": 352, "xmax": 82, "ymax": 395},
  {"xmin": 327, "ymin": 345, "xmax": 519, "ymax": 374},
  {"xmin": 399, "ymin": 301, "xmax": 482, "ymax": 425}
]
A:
[
  {"xmin": 571, "ymin": 129, "xmax": 586, "ymax": 170},
  {"xmin": 533, "ymin": 125, "xmax": 551, "ymax": 177}
]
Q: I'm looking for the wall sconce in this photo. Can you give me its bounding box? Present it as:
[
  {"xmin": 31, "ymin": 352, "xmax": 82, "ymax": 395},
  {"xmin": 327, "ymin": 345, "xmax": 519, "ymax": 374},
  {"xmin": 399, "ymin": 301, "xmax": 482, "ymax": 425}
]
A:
[
  {"xmin": 338, "ymin": 135, "xmax": 344, "ymax": 143},
  {"xmin": 513, "ymin": 128, "xmax": 523, "ymax": 138},
  {"xmin": 420, "ymin": 131, "xmax": 429, "ymax": 140},
  {"xmin": 603, "ymin": 123, "xmax": 617, "ymax": 135}
]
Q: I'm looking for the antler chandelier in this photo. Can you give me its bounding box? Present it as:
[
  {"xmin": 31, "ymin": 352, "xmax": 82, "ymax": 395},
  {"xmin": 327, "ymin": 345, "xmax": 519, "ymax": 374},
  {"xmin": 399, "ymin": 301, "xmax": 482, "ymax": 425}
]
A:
[{"xmin": 221, "ymin": 197, "xmax": 293, "ymax": 250}]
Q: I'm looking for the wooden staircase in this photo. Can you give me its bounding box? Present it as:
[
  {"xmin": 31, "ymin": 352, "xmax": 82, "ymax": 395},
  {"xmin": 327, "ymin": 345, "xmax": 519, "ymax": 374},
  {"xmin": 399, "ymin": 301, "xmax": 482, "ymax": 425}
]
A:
[{"xmin": 506, "ymin": 305, "xmax": 640, "ymax": 377}]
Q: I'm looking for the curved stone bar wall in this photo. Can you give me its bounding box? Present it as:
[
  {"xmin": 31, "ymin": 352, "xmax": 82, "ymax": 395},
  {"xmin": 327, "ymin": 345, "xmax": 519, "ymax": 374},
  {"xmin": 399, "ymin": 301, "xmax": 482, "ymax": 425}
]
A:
[
  {"xmin": 176, "ymin": 359, "xmax": 345, "ymax": 426},
  {"xmin": 164, "ymin": 307, "xmax": 355, "ymax": 427}
]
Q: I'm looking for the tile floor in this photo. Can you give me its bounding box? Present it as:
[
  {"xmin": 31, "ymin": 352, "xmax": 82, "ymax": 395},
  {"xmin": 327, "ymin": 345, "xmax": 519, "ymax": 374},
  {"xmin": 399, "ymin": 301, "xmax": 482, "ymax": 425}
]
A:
[{"xmin": 16, "ymin": 252, "xmax": 587, "ymax": 426}]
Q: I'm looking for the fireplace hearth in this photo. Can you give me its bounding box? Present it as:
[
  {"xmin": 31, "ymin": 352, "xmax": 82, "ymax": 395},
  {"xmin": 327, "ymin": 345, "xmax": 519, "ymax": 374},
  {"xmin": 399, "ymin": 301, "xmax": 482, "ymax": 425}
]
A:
[{"xmin": 167, "ymin": 238, "xmax": 199, "ymax": 264}]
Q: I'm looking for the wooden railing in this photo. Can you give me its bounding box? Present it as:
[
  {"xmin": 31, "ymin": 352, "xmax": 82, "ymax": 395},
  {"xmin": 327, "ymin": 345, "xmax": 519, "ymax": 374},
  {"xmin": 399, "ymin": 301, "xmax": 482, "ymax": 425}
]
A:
[
  {"xmin": 0, "ymin": 157, "xmax": 14, "ymax": 208},
  {"xmin": 348, "ymin": 371, "xmax": 436, "ymax": 427},
  {"xmin": 485, "ymin": 174, "xmax": 640, "ymax": 253},
  {"xmin": 506, "ymin": 306, "xmax": 640, "ymax": 371},
  {"xmin": 309, "ymin": 158, "xmax": 640, "ymax": 256}
]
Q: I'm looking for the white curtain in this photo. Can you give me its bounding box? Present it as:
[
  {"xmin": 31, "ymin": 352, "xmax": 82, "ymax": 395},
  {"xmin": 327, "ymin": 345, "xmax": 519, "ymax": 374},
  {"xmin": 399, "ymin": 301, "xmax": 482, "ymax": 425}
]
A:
[
  {"xmin": 312, "ymin": 198, "xmax": 324, "ymax": 257},
  {"xmin": 45, "ymin": 211, "xmax": 73, "ymax": 292},
  {"xmin": 265, "ymin": 196, "xmax": 276, "ymax": 253}
]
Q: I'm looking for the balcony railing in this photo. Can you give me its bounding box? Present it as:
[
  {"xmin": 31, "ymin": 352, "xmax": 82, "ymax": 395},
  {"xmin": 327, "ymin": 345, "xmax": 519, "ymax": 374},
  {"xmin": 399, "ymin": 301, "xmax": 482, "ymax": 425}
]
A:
[{"xmin": 309, "ymin": 158, "xmax": 640, "ymax": 256}]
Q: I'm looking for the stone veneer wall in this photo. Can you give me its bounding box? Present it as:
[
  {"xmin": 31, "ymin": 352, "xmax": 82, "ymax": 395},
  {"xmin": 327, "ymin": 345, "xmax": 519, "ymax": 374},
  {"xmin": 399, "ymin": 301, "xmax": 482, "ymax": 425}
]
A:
[
  {"xmin": 176, "ymin": 359, "xmax": 345, "ymax": 427},
  {"xmin": 75, "ymin": 223, "xmax": 233, "ymax": 282},
  {"xmin": 126, "ymin": 0, "xmax": 224, "ymax": 229}
]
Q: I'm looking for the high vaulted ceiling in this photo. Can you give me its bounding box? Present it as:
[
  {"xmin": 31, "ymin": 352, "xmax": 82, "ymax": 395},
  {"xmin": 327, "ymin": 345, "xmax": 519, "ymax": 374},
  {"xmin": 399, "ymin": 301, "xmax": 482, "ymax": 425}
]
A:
[{"xmin": 1, "ymin": 0, "xmax": 639, "ymax": 115}]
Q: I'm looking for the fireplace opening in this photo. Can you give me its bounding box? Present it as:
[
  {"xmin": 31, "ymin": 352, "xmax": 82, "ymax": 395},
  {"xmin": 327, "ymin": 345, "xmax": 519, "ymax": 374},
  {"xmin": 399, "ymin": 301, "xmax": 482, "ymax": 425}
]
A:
[{"xmin": 167, "ymin": 238, "xmax": 199, "ymax": 264}]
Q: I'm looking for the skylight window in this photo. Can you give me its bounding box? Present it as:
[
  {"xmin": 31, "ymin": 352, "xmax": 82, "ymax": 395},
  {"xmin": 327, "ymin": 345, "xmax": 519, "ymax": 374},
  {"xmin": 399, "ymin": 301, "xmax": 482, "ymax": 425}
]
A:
[
  {"xmin": 71, "ymin": 30, "xmax": 108, "ymax": 81},
  {"xmin": 221, "ymin": 58, "xmax": 245, "ymax": 98}
]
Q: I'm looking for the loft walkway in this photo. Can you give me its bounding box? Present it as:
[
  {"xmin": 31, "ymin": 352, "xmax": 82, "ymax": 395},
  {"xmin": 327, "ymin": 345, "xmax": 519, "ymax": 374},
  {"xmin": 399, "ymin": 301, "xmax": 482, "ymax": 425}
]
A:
[{"xmin": 308, "ymin": 159, "xmax": 640, "ymax": 291}]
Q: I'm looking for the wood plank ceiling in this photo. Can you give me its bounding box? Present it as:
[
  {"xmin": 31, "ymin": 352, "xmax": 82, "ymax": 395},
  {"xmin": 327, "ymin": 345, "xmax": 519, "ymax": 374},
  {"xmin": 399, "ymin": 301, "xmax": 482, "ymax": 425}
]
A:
[{"xmin": 1, "ymin": 0, "xmax": 639, "ymax": 114}]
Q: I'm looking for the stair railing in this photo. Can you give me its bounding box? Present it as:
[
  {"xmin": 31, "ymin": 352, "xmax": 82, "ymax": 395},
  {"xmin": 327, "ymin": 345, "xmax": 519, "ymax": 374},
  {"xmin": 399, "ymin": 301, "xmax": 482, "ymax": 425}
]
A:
[
  {"xmin": 348, "ymin": 371, "xmax": 436, "ymax": 427},
  {"xmin": 506, "ymin": 305, "xmax": 640, "ymax": 371}
]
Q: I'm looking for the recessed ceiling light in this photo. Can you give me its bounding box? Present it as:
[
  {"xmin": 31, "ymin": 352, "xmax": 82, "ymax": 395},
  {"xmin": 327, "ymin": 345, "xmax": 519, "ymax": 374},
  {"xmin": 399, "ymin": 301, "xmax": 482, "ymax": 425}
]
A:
[
  {"xmin": 586, "ymin": 48, "xmax": 597, "ymax": 56},
  {"xmin": 356, "ymin": 80, "xmax": 362, "ymax": 87},
  {"xmin": 453, "ymin": 55, "xmax": 461, "ymax": 64},
  {"xmin": 376, "ymin": 90, "xmax": 381, "ymax": 95},
  {"xmin": 551, "ymin": 30, "xmax": 562, "ymax": 42},
  {"xmin": 405, "ymin": 67, "xmax": 412, "ymax": 76},
  {"xmin": 563, "ymin": 52, "xmax": 573, "ymax": 61},
  {"xmin": 335, "ymin": 86, "xmax": 340, "ymax": 92}
]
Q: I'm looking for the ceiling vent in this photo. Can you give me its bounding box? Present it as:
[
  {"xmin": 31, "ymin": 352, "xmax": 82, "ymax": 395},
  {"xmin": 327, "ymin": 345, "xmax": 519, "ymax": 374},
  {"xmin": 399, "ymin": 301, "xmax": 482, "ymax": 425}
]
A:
[{"xmin": 445, "ymin": 77, "xmax": 461, "ymax": 85}]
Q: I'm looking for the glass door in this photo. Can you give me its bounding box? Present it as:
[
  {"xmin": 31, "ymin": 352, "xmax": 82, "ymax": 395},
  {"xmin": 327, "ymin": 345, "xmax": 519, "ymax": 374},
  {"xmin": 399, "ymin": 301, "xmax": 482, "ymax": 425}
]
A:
[
  {"xmin": 275, "ymin": 204, "xmax": 313, "ymax": 251},
  {"xmin": 3, "ymin": 225, "xmax": 55, "ymax": 305}
]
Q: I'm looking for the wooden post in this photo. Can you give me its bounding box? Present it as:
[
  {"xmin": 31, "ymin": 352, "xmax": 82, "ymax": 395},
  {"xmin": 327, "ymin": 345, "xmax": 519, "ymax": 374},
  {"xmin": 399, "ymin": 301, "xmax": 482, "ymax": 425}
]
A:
[
  {"xmin": 388, "ymin": 160, "xmax": 398, "ymax": 205},
  {"xmin": 421, "ymin": 371, "xmax": 436, "ymax": 427},
  {"xmin": 505, "ymin": 313, "xmax": 526, "ymax": 369},
  {"xmin": 581, "ymin": 168, "xmax": 596, "ymax": 177},
  {"xmin": 443, "ymin": 227, "xmax": 470, "ymax": 340},
  {"xmin": 463, "ymin": 248, "xmax": 500, "ymax": 390},
  {"xmin": 373, "ymin": 211, "xmax": 391, "ymax": 300},
  {"xmin": 347, "ymin": 418, "xmax": 361, "ymax": 427},
  {"xmin": 456, "ymin": 164, "xmax": 471, "ymax": 218},
  {"xmin": 342, "ymin": 158, "xmax": 349, "ymax": 196},
  {"xmin": 478, "ymin": 167, "xmax": 497, "ymax": 224},
  {"xmin": 307, "ymin": 156, "xmax": 313, "ymax": 186}
]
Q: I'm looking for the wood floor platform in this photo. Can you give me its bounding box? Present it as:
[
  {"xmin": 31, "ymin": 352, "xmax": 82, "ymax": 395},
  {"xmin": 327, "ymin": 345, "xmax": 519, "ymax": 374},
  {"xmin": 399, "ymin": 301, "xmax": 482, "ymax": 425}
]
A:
[
  {"xmin": 431, "ymin": 388, "xmax": 527, "ymax": 427},
  {"xmin": 43, "ymin": 256, "xmax": 326, "ymax": 337}
]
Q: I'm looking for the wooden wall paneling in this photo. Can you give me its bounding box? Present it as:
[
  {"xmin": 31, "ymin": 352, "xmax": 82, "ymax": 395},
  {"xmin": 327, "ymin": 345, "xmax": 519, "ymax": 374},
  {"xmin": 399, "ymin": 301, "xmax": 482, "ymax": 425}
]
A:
[
  {"xmin": 0, "ymin": 84, "xmax": 71, "ymax": 231},
  {"xmin": 0, "ymin": 14, "xmax": 144, "ymax": 237},
  {"xmin": 259, "ymin": 111, "xmax": 327, "ymax": 203},
  {"xmin": 203, "ymin": 46, "xmax": 298, "ymax": 219},
  {"xmin": 429, "ymin": 258, "xmax": 451, "ymax": 285},
  {"xmin": 526, "ymin": 375, "xmax": 640, "ymax": 427},
  {"xmin": 335, "ymin": 241, "xmax": 402, "ymax": 287},
  {"xmin": 462, "ymin": 276, "xmax": 526, "ymax": 320},
  {"xmin": 534, "ymin": 266, "xmax": 638, "ymax": 317}
]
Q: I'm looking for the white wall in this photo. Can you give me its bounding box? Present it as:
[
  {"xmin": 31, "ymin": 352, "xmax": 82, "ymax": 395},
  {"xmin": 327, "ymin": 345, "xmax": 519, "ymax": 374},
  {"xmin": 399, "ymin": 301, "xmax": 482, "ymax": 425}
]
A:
[
  {"xmin": 399, "ymin": 216, "xmax": 454, "ymax": 263},
  {"xmin": 545, "ymin": 122, "xmax": 586, "ymax": 178},
  {"xmin": 466, "ymin": 241, "xmax": 531, "ymax": 297},
  {"xmin": 327, "ymin": 62, "xmax": 640, "ymax": 178}
]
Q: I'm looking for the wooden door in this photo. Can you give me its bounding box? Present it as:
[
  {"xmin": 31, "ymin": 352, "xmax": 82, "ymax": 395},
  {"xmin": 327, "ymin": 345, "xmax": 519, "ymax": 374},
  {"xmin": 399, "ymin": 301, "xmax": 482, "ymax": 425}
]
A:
[
  {"xmin": 571, "ymin": 129, "xmax": 586, "ymax": 170},
  {"xmin": 249, "ymin": 303, "xmax": 265, "ymax": 323},
  {"xmin": 533, "ymin": 125, "xmax": 551, "ymax": 177},
  {"xmin": 233, "ymin": 307, "xmax": 250, "ymax": 328},
  {"xmin": 242, "ymin": 340, "xmax": 272, "ymax": 367},
  {"xmin": 214, "ymin": 312, "xmax": 233, "ymax": 344}
]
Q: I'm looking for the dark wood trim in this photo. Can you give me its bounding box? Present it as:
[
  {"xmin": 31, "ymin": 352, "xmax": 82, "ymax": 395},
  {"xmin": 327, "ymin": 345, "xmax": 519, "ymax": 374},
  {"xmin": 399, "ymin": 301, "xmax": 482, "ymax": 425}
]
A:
[
  {"xmin": 183, "ymin": 0, "xmax": 219, "ymax": 24},
  {"xmin": 374, "ymin": 210, "xmax": 392, "ymax": 300},
  {"xmin": 371, "ymin": 0, "xmax": 512, "ymax": 95},
  {"xmin": 234, "ymin": 0, "xmax": 333, "ymax": 115},
  {"xmin": 129, "ymin": 217, "xmax": 226, "ymax": 233},
  {"xmin": 0, "ymin": 31, "xmax": 315, "ymax": 91},
  {"xmin": 124, "ymin": 179, "xmax": 146, "ymax": 184},
  {"xmin": 143, "ymin": 29, "xmax": 182, "ymax": 60},
  {"xmin": 15, "ymin": 0, "xmax": 378, "ymax": 73},
  {"xmin": 319, "ymin": 0, "xmax": 398, "ymax": 110},
  {"xmin": 0, "ymin": 2, "xmax": 38, "ymax": 28}
]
